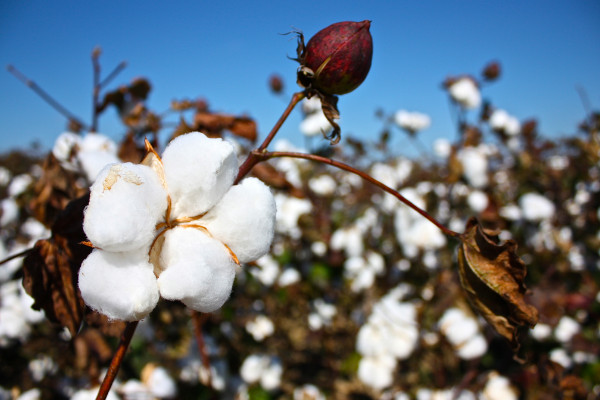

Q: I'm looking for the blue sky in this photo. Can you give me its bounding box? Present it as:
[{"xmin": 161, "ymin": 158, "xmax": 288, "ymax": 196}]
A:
[{"xmin": 1, "ymin": 1, "xmax": 599, "ymax": 154}]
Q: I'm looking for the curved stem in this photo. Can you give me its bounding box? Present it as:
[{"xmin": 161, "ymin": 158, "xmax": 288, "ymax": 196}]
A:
[
  {"xmin": 258, "ymin": 150, "xmax": 461, "ymax": 238},
  {"xmin": 96, "ymin": 321, "xmax": 139, "ymax": 400},
  {"xmin": 0, "ymin": 248, "xmax": 33, "ymax": 266},
  {"xmin": 235, "ymin": 91, "xmax": 305, "ymax": 183}
]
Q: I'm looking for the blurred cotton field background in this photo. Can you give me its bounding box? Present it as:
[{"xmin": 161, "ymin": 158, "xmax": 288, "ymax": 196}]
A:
[{"xmin": 1, "ymin": 46, "xmax": 600, "ymax": 400}]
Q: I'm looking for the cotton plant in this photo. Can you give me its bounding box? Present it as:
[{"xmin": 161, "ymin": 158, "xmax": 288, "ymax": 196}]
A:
[{"xmin": 78, "ymin": 132, "xmax": 277, "ymax": 321}]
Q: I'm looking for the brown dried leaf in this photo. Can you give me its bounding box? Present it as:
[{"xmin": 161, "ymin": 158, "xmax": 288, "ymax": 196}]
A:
[
  {"xmin": 457, "ymin": 217, "xmax": 538, "ymax": 352},
  {"xmin": 229, "ymin": 117, "xmax": 257, "ymax": 142},
  {"xmin": 118, "ymin": 131, "xmax": 145, "ymax": 163},
  {"xmin": 317, "ymin": 92, "xmax": 341, "ymax": 145},
  {"xmin": 22, "ymin": 193, "xmax": 91, "ymax": 336}
]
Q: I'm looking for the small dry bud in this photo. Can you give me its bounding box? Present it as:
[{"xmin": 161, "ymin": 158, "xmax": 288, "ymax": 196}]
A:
[{"xmin": 482, "ymin": 61, "xmax": 501, "ymax": 81}]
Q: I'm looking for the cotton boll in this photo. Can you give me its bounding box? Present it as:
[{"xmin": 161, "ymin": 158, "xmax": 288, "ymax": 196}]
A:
[
  {"xmin": 52, "ymin": 131, "xmax": 81, "ymax": 169},
  {"xmin": 8, "ymin": 174, "xmax": 33, "ymax": 197},
  {"xmin": 78, "ymin": 150, "xmax": 121, "ymax": 183},
  {"xmin": 162, "ymin": 132, "xmax": 238, "ymax": 217},
  {"xmin": 15, "ymin": 389, "xmax": 41, "ymax": 400},
  {"xmin": 277, "ymin": 268, "xmax": 300, "ymax": 286},
  {"xmin": 246, "ymin": 315, "xmax": 275, "ymax": 341},
  {"xmin": 554, "ymin": 316, "xmax": 580, "ymax": 343},
  {"xmin": 433, "ymin": 139, "xmax": 452, "ymax": 159},
  {"xmin": 481, "ymin": 372, "xmax": 518, "ymax": 400},
  {"xmin": 448, "ymin": 78, "xmax": 481, "ymax": 109},
  {"xmin": 467, "ymin": 190, "xmax": 488, "ymax": 213},
  {"xmin": 202, "ymin": 177, "xmax": 276, "ymax": 263},
  {"xmin": 79, "ymin": 249, "xmax": 159, "ymax": 321},
  {"xmin": 358, "ymin": 355, "xmax": 395, "ymax": 390},
  {"xmin": 519, "ymin": 192, "xmax": 555, "ymax": 221},
  {"xmin": 240, "ymin": 354, "xmax": 268, "ymax": 384},
  {"xmin": 260, "ymin": 358, "xmax": 283, "ymax": 391},
  {"xmin": 0, "ymin": 198, "xmax": 19, "ymax": 227},
  {"xmin": 84, "ymin": 163, "xmax": 167, "ymax": 252},
  {"xmin": 146, "ymin": 366, "xmax": 177, "ymax": 398},
  {"xmin": 456, "ymin": 334, "xmax": 487, "ymax": 359},
  {"xmin": 157, "ymin": 227, "xmax": 236, "ymax": 313}
]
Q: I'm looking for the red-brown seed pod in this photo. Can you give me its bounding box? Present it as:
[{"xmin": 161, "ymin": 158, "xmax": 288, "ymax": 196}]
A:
[{"xmin": 300, "ymin": 20, "xmax": 373, "ymax": 96}]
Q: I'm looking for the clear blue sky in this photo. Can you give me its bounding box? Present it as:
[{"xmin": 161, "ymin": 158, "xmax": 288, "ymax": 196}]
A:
[{"xmin": 1, "ymin": 1, "xmax": 599, "ymax": 154}]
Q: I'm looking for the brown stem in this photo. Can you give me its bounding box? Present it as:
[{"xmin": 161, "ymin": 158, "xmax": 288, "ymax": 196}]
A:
[
  {"xmin": 0, "ymin": 248, "xmax": 34, "ymax": 266},
  {"xmin": 96, "ymin": 321, "xmax": 139, "ymax": 400},
  {"xmin": 7, "ymin": 64, "xmax": 90, "ymax": 131},
  {"xmin": 259, "ymin": 150, "xmax": 461, "ymax": 238},
  {"xmin": 191, "ymin": 311, "xmax": 212, "ymax": 387},
  {"xmin": 92, "ymin": 48, "xmax": 101, "ymax": 132},
  {"xmin": 99, "ymin": 61, "xmax": 127, "ymax": 89},
  {"xmin": 235, "ymin": 91, "xmax": 305, "ymax": 183}
]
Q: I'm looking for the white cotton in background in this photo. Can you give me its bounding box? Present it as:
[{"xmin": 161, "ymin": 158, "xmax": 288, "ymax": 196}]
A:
[
  {"xmin": 146, "ymin": 366, "xmax": 177, "ymax": 398},
  {"xmin": 251, "ymin": 255, "xmax": 280, "ymax": 286},
  {"xmin": 550, "ymin": 348, "xmax": 573, "ymax": 369},
  {"xmin": 302, "ymin": 97, "xmax": 322, "ymax": 114},
  {"xmin": 530, "ymin": 323, "xmax": 552, "ymax": 341},
  {"xmin": 79, "ymin": 249, "xmax": 159, "ymax": 321},
  {"xmin": 274, "ymin": 194, "xmax": 312, "ymax": 239},
  {"xmin": 357, "ymin": 355, "xmax": 396, "ymax": 390},
  {"xmin": 0, "ymin": 198, "xmax": 19, "ymax": 227},
  {"xmin": 489, "ymin": 109, "xmax": 521, "ymax": 136},
  {"xmin": 293, "ymin": 384, "xmax": 325, "ymax": 400},
  {"xmin": 19, "ymin": 285, "xmax": 45, "ymax": 324},
  {"xmin": 28, "ymin": 355, "xmax": 57, "ymax": 382},
  {"xmin": 15, "ymin": 389, "xmax": 41, "ymax": 400},
  {"xmin": 394, "ymin": 110, "xmax": 431, "ymax": 133},
  {"xmin": 52, "ymin": 132, "xmax": 80, "ymax": 166},
  {"xmin": 78, "ymin": 151, "xmax": 121, "ymax": 183},
  {"xmin": 480, "ymin": 372, "xmax": 518, "ymax": 400},
  {"xmin": 0, "ymin": 283, "xmax": 32, "ymax": 342},
  {"xmin": 554, "ymin": 316, "xmax": 581, "ymax": 343},
  {"xmin": 548, "ymin": 155, "xmax": 569, "ymax": 171},
  {"xmin": 202, "ymin": 177, "xmax": 276, "ymax": 263},
  {"xmin": 120, "ymin": 379, "xmax": 153, "ymax": 398},
  {"xmin": 467, "ymin": 190, "xmax": 488, "ymax": 213},
  {"xmin": 84, "ymin": 163, "xmax": 167, "ymax": 253},
  {"xmin": 277, "ymin": 268, "xmax": 300, "ymax": 286},
  {"xmin": 370, "ymin": 163, "xmax": 399, "ymax": 189},
  {"xmin": 308, "ymin": 299, "xmax": 337, "ymax": 330},
  {"xmin": 70, "ymin": 387, "xmax": 119, "ymax": 400},
  {"xmin": 331, "ymin": 225, "xmax": 364, "ymax": 258},
  {"xmin": 311, "ymin": 241, "xmax": 327, "ymax": 257},
  {"xmin": 308, "ymin": 174, "xmax": 337, "ymax": 196},
  {"xmin": 21, "ymin": 218, "xmax": 50, "ymax": 243},
  {"xmin": 448, "ymin": 77, "xmax": 481, "ymax": 109},
  {"xmin": 439, "ymin": 307, "xmax": 487, "ymax": 360},
  {"xmin": 260, "ymin": 358, "xmax": 283, "ymax": 391},
  {"xmin": 240, "ymin": 354, "xmax": 266, "ymax": 384},
  {"xmin": 8, "ymin": 174, "xmax": 33, "ymax": 197},
  {"xmin": 433, "ymin": 138, "xmax": 452, "ymax": 159},
  {"xmin": 456, "ymin": 146, "xmax": 489, "ymax": 188},
  {"xmin": 162, "ymin": 132, "xmax": 238, "ymax": 217},
  {"xmin": 246, "ymin": 315, "xmax": 275, "ymax": 341},
  {"xmin": 519, "ymin": 192, "xmax": 555, "ymax": 221},
  {"xmin": 499, "ymin": 204, "xmax": 522, "ymax": 221},
  {"xmin": 157, "ymin": 227, "xmax": 236, "ymax": 313},
  {"xmin": 300, "ymin": 112, "xmax": 333, "ymax": 137},
  {"xmin": 0, "ymin": 166, "xmax": 12, "ymax": 186}
]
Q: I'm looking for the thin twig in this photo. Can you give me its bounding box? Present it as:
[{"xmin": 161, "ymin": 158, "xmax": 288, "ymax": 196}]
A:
[
  {"xmin": 0, "ymin": 248, "xmax": 34, "ymax": 266},
  {"xmin": 259, "ymin": 150, "xmax": 461, "ymax": 238},
  {"xmin": 91, "ymin": 48, "xmax": 101, "ymax": 132},
  {"xmin": 6, "ymin": 64, "xmax": 90, "ymax": 130},
  {"xmin": 191, "ymin": 311, "xmax": 212, "ymax": 387},
  {"xmin": 99, "ymin": 61, "xmax": 127, "ymax": 89},
  {"xmin": 96, "ymin": 321, "xmax": 139, "ymax": 400},
  {"xmin": 235, "ymin": 91, "xmax": 305, "ymax": 183}
]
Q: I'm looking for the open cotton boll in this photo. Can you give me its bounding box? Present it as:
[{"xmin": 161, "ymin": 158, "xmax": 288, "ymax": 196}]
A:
[
  {"xmin": 202, "ymin": 177, "xmax": 276, "ymax": 263},
  {"xmin": 84, "ymin": 163, "xmax": 167, "ymax": 252},
  {"xmin": 78, "ymin": 150, "xmax": 121, "ymax": 183},
  {"xmin": 161, "ymin": 132, "xmax": 238, "ymax": 217},
  {"xmin": 79, "ymin": 249, "xmax": 159, "ymax": 321},
  {"xmin": 157, "ymin": 227, "xmax": 236, "ymax": 313}
]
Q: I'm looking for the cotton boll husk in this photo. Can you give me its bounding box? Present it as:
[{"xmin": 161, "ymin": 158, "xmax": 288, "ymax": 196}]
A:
[
  {"xmin": 84, "ymin": 163, "xmax": 167, "ymax": 253},
  {"xmin": 202, "ymin": 177, "xmax": 276, "ymax": 263},
  {"xmin": 161, "ymin": 132, "xmax": 238, "ymax": 217},
  {"xmin": 78, "ymin": 249, "xmax": 159, "ymax": 321},
  {"xmin": 157, "ymin": 227, "xmax": 236, "ymax": 313}
]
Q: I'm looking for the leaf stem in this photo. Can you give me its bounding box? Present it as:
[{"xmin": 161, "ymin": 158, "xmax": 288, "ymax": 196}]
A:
[
  {"xmin": 95, "ymin": 321, "xmax": 139, "ymax": 400},
  {"xmin": 258, "ymin": 150, "xmax": 461, "ymax": 238},
  {"xmin": 0, "ymin": 248, "xmax": 34, "ymax": 266},
  {"xmin": 235, "ymin": 91, "xmax": 305, "ymax": 183}
]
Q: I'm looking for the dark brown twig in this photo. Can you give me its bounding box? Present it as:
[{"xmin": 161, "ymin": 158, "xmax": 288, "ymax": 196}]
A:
[
  {"xmin": 7, "ymin": 64, "xmax": 90, "ymax": 131},
  {"xmin": 91, "ymin": 48, "xmax": 101, "ymax": 132},
  {"xmin": 191, "ymin": 311, "xmax": 212, "ymax": 387},
  {"xmin": 258, "ymin": 150, "xmax": 461, "ymax": 238},
  {"xmin": 0, "ymin": 248, "xmax": 34, "ymax": 266},
  {"xmin": 235, "ymin": 91, "xmax": 305, "ymax": 183},
  {"xmin": 95, "ymin": 321, "xmax": 139, "ymax": 400}
]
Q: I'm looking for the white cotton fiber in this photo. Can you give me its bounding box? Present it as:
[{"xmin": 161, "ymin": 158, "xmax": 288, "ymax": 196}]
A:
[
  {"xmin": 161, "ymin": 132, "xmax": 238, "ymax": 217},
  {"xmin": 78, "ymin": 150, "xmax": 121, "ymax": 183},
  {"xmin": 202, "ymin": 177, "xmax": 276, "ymax": 263},
  {"xmin": 83, "ymin": 163, "xmax": 167, "ymax": 252},
  {"xmin": 157, "ymin": 227, "xmax": 236, "ymax": 313},
  {"xmin": 78, "ymin": 249, "xmax": 160, "ymax": 321}
]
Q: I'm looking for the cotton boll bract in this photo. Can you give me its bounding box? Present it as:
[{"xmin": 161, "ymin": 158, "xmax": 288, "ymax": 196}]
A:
[
  {"xmin": 161, "ymin": 133, "xmax": 238, "ymax": 217},
  {"xmin": 78, "ymin": 249, "xmax": 159, "ymax": 321},
  {"xmin": 157, "ymin": 227, "xmax": 237, "ymax": 313},
  {"xmin": 83, "ymin": 163, "xmax": 167, "ymax": 253}
]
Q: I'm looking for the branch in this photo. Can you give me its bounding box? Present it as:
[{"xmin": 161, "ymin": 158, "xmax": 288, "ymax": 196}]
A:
[
  {"xmin": 96, "ymin": 321, "xmax": 139, "ymax": 400},
  {"xmin": 0, "ymin": 247, "xmax": 34, "ymax": 266},
  {"xmin": 7, "ymin": 64, "xmax": 90, "ymax": 131},
  {"xmin": 235, "ymin": 91, "xmax": 305, "ymax": 183},
  {"xmin": 191, "ymin": 311, "xmax": 213, "ymax": 388},
  {"xmin": 259, "ymin": 150, "xmax": 461, "ymax": 238}
]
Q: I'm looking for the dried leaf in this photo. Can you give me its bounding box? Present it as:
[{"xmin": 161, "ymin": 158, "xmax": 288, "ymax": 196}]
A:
[
  {"xmin": 316, "ymin": 92, "xmax": 341, "ymax": 145},
  {"xmin": 457, "ymin": 217, "xmax": 538, "ymax": 353},
  {"xmin": 22, "ymin": 193, "xmax": 91, "ymax": 336}
]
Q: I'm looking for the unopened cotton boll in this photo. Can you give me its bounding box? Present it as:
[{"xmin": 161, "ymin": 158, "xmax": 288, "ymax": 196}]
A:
[
  {"xmin": 84, "ymin": 163, "xmax": 167, "ymax": 252},
  {"xmin": 161, "ymin": 132, "xmax": 238, "ymax": 217},
  {"xmin": 78, "ymin": 249, "xmax": 159, "ymax": 321},
  {"xmin": 202, "ymin": 177, "xmax": 276, "ymax": 263},
  {"xmin": 157, "ymin": 227, "xmax": 236, "ymax": 313}
]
